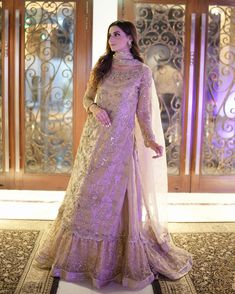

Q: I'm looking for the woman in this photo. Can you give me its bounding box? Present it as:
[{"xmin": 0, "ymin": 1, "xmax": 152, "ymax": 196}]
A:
[{"xmin": 36, "ymin": 20, "xmax": 192, "ymax": 289}]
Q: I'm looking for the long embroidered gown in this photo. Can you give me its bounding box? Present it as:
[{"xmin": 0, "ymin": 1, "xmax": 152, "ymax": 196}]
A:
[{"xmin": 35, "ymin": 52, "xmax": 192, "ymax": 289}]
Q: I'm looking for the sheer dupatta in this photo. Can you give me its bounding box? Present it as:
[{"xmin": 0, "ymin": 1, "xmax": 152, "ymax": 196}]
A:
[{"xmin": 134, "ymin": 78, "xmax": 170, "ymax": 249}]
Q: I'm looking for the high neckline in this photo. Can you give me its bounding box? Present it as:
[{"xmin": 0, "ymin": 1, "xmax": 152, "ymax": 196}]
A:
[
  {"xmin": 113, "ymin": 51, "xmax": 134, "ymax": 61},
  {"xmin": 112, "ymin": 51, "xmax": 140, "ymax": 67}
]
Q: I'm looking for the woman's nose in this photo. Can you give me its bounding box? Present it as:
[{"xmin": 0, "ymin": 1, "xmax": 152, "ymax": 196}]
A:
[{"xmin": 109, "ymin": 35, "xmax": 115, "ymax": 41}]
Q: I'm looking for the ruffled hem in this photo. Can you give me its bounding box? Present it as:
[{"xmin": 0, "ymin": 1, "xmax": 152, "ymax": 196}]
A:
[
  {"xmin": 35, "ymin": 224, "xmax": 192, "ymax": 290},
  {"xmin": 52, "ymin": 268, "xmax": 155, "ymax": 289}
]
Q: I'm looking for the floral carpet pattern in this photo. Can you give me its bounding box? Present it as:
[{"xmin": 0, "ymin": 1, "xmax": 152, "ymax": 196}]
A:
[
  {"xmin": 0, "ymin": 230, "xmax": 40, "ymax": 294},
  {"xmin": 172, "ymin": 232, "xmax": 235, "ymax": 294},
  {"xmin": 0, "ymin": 228, "xmax": 53, "ymax": 294},
  {"xmin": 0, "ymin": 223, "xmax": 234, "ymax": 294}
]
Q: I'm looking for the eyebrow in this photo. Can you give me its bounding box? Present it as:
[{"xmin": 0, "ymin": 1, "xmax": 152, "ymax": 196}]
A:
[{"xmin": 109, "ymin": 30, "xmax": 121, "ymax": 35}]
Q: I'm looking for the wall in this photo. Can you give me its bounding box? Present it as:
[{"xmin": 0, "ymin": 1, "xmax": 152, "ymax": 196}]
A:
[{"xmin": 92, "ymin": 0, "xmax": 118, "ymax": 66}]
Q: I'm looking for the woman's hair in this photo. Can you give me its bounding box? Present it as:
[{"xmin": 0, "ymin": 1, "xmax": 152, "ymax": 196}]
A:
[{"xmin": 90, "ymin": 20, "xmax": 144, "ymax": 88}]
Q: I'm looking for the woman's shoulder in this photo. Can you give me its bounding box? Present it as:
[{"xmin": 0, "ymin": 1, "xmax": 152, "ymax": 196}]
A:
[
  {"xmin": 134, "ymin": 60, "xmax": 152, "ymax": 73},
  {"xmin": 137, "ymin": 62, "xmax": 152, "ymax": 79}
]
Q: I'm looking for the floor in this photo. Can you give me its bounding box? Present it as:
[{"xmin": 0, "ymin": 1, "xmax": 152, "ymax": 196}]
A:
[
  {"xmin": 0, "ymin": 190, "xmax": 234, "ymax": 222},
  {"xmin": 0, "ymin": 189, "xmax": 235, "ymax": 293}
]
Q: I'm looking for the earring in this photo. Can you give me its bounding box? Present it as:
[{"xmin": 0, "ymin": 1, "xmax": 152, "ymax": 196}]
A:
[{"xmin": 128, "ymin": 40, "xmax": 132, "ymax": 48}]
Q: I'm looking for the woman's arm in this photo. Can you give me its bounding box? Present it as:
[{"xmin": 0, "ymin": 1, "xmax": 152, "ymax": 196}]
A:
[
  {"xmin": 136, "ymin": 65, "xmax": 163, "ymax": 157},
  {"xmin": 136, "ymin": 66, "xmax": 155, "ymax": 146},
  {"xmin": 83, "ymin": 71, "xmax": 111, "ymax": 126},
  {"xmin": 83, "ymin": 71, "xmax": 98, "ymax": 113}
]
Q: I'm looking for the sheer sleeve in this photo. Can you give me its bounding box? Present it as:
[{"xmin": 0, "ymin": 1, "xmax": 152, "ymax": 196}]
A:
[
  {"xmin": 83, "ymin": 71, "xmax": 98, "ymax": 113},
  {"xmin": 136, "ymin": 65, "xmax": 156, "ymax": 147}
]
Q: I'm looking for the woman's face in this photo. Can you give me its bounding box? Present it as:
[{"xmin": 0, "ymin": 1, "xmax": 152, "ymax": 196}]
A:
[{"xmin": 108, "ymin": 25, "xmax": 132, "ymax": 52}]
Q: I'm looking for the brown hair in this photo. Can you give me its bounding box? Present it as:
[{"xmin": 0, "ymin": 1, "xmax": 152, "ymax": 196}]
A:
[{"xmin": 91, "ymin": 20, "xmax": 144, "ymax": 88}]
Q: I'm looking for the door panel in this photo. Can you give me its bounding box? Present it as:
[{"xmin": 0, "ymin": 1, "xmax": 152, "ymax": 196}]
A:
[
  {"xmin": 0, "ymin": 0, "xmax": 92, "ymax": 190},
  {"xmin": 23, "ymin": 1, "xmax": 75, "ymax": 174},
  {"xmin": 135, "ymin": 3, "xmax": 186, "ymax": 177},
  {"xmin": 135, "ymin": 3, "xmax": 191, "ymax": 192},
  {"xmin": 119, "ymin": 0, "xmax": 193, "ymax": 191},
  {"xmin": 191, "ymin": 2, "xmax": 235, "ymax": 192},
  {"xmin": 202, "ymin": 5, "xmax": 234, "ymax": 176}
]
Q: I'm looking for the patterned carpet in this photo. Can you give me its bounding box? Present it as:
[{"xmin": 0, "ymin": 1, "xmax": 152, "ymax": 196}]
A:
[
  {"xmin": 0, "ymin": 221, "xmax": 234, "ymax": 294},
  {"xmin": 155, "ymin": 273, "xmax": 196, "ymax": 294},
  {"xmin": 0, "ymin": 230, "xmax": 41, "ymax": 293},
  {"xmin": 0, "ymin": 223, "xmax": 54, "ymax": 294},
  {"xmin": 171, "ymin": 232, "xmax": 235, "ymax": 294}
]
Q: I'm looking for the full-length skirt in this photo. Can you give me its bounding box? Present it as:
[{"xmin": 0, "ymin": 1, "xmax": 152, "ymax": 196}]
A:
[{"xmin": 35, "ymin": 114, "xmax": 192, "ymax": 289}]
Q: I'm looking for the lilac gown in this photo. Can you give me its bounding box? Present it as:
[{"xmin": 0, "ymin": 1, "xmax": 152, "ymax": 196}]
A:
[{"xmin": 35, "ymin": 52, "xmax": 192, "ymax": 289}]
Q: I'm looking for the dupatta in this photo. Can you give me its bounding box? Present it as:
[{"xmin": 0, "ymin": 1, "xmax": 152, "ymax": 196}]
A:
[{"xmin": 134, "ymin": 78, "xmax": 170, "ymax": 249}]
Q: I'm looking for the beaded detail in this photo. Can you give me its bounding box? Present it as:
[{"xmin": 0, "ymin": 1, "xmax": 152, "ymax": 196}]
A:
[
  {"xmin": 35, "ymin": 52, "xmax": 192, "ymax": 290},
  {"xmin": 112, "ymin": 51, "xmax": 140, "ymax": 66}
]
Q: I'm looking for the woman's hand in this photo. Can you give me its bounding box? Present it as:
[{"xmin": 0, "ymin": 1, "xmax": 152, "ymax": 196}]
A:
[
  {"xmin": 89, "ymin": 104, "xmax": 111, "ymax": 127},
  {"xmin": 147, "ymin": 140, "xmax": 164, "ymax": 159}
]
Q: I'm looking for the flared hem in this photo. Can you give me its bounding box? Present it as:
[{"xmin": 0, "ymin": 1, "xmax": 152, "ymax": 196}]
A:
[
  {"xmin": 35, "ymin": 224, "xmax": 192, "ymax": 290},
  {"xmin": 52, "ymin": 268, "xmax": 156, "ymax": 290}
]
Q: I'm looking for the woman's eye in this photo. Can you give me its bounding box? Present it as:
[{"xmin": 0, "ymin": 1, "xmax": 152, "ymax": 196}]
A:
[{"xmin": 114, "ymin": 32, "xmax": 120, "ymax": 37}]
